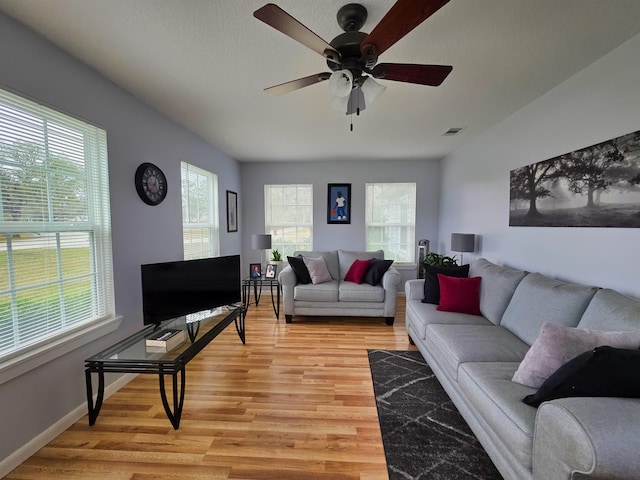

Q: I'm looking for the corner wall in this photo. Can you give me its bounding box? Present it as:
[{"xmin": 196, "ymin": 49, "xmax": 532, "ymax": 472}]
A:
[
  {"xmin": 438, "ymin": 32, "xmax": 640, "ymax": 297},
  {"xmin": 241, "ymin": 159, "xmax": 441, "ymax": 286},
  {"xmin": 0, "ymin": 13, "xmax": 241, "ymax": 467}
]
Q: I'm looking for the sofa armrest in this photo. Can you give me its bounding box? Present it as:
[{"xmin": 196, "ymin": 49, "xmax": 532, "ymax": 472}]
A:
[
  {"xmin": 533, "ymin": 397, "xmax": 640, "ymax": 479},
  {"xmin": 278, "ymin": 265, "xmax": 297, "ymax": 316},
  {"xmin": 381, "ymin": 267, "xmax": 401, "ymax": 318},
  {"xmin": 405, "ymin": 279, "xmax": 425, "ymax": 301}
]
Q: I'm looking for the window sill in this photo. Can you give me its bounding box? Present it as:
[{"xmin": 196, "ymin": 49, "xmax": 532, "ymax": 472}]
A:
[{"xmin": 0, "ymin": 315, "xmax": 123, "ymax": 385}]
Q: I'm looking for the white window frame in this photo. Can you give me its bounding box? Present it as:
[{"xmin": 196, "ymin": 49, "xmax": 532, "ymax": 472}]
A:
[
  {"xmin": 0, "ymin": 87, "xmax": 117, "ymax": 384},
  {"xmin": 181, "ymin": 162, "xmax": 219, "ymax": 260},
  {"xmin": 264, "ymin": 184, "xmax": 313, "ymax": 259},
  {"xmin": 365, "ymin": 182, "xmax": 417, "ymax": 267}
]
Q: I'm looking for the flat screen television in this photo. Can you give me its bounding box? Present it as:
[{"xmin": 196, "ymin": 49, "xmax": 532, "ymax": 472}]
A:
[{"xmin": 141, "ymin": 255, "xmax": 241, "ymax": 325}]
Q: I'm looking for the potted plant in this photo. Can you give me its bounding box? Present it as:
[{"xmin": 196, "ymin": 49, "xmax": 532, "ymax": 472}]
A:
[
  {"xmin": 269, "ymin": 249, "xmax": 283, "ymax": 272},
  {"xmin": 423, "ymin": 252, "xmax": 458, "ymax": 267}
]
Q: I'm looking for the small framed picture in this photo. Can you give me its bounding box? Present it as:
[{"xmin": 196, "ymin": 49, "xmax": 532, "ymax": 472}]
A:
[
  {"xmin": 249, "ymin": 263, "xmax": 261, "ymax": 278},
  {"xmin": 327, "ymin": 183, "xmax": 351, "ymax": 224},
  {"xmin": 265, "ymin": 263, "xmax": 277, "ymax": 279},
  {"xmin": 226, "ymin": 190, "xmax": 238, "ymax": 232}
]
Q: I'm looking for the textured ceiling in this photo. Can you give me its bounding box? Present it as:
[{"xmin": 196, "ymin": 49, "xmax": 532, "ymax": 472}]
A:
[{"xmin": 2, "ymin": 0, "xmax": 640, "ymax": 162}]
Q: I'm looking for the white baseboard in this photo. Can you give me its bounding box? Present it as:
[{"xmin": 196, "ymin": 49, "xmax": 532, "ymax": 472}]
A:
[{"xmin": 0, "ymin": 373, "xmax": 136, "ymax": 478}]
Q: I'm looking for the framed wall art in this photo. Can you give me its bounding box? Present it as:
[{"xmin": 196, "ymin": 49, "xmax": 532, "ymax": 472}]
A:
[
  {"xmin": 327, "ymin": 183, "xmax": 351, "ymax": 224},
  {"xmin": 509, "ymin": 128, "xmax": 640, "ymax": 227},
  {"xmin": 226, "ymin": 190, "xmax": 238, "ymax": 232}
]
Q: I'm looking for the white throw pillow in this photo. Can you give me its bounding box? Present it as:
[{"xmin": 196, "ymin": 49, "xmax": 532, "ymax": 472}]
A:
[
  {"xmin": 303, "ymin": 256, "xmax": 332, "ymax": 284},
  {"xmin": 512, "ymin": 321, "xmax": 640, "ymax": 388}
]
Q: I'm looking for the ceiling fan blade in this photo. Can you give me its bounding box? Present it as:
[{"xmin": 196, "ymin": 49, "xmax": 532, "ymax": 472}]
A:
[
  {"xmin": 254, "ymin": 4, "xmax": 341, "ymax": 64},
  {"xmin": 361, "ymin": 0, "xmax": 450, "ymax": 58},
  {"xmin": 371, "ymin": 63, "xmax": 452, "ymax": 86},
  {"xmin": 264, "ymin": 73, "xmax": 331, "ymax": 96}
]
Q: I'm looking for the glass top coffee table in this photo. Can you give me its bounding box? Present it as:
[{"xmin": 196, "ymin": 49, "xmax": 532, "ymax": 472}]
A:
[{"xmin": 85, "ymin": 304, "xmax": 245, "ymax": 429}]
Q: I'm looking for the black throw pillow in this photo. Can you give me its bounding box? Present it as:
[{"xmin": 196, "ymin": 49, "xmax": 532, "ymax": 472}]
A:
[
  {"xmin": 522, "ymin": 346, "xmax": 640, "ymax": 408},
  {"xmin": 364, "ymin": 258, "xmax": 394, "ymax": 286},
  {"xmin": 287, "ymin": 255, "xmax": 311, "ymax": 284},
  {"xmin": 421, "ymin": 264, "xmax": 470, "ymax": 304}
]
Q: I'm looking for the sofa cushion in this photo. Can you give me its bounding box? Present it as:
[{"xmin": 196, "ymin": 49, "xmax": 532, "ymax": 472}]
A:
[
  {"xmin": 425, "ymin": 324, "xmax": 529, "ymax": 381},
  {"xmin": 339, "ymin": 282, "xmax": 385, "ymax": 302},
  {"xmin": 468, "ymin": 258, "xmax": 528, "ymax": 325},
  {"xmin": 344, "ymin": 259, "xmax": 371, "ymax": 284},
  {"xmin": 287, "ymin": 255, "xmax": 311, "ymax": 284},
  {"xmin": 523, "ymin": 346, "xmax": 640, "ymax": 408},
  {"xmin": 421, "ymin": 264, "xmax": 469, "ymax": 304},
  {"xmin": 512, "ymin": 321, "xmax": 640, "ymax": 388},
  {"xmin": 406, "ymin": 300, "xmax": 492, "ymax": 340},
  {"xmin": 458, "ymin": 362, "xmax": 537, "ymax": 470},
  {"xmin": 338, "ymin": 249, "xmax": 383, "ymax": 280},
  {"xmin": 436, "ymin": 275, "xmax": 482, "ymax": 316},
  {"xmin": 293, "ymin": 280, "xmax": 339, "ymax": 302},
  {"xmin": 295, "ymin": 250, "xmax": 340, "ymax": 280},
  {"xmin": 364, "ymin": 258, "xmax": 394, "ymax": 286},
  {"xmin": 500, "ymin": 273, "xmax": 598, "ymax": 345},
  {"xmin": 303, "ymin": 256, "xmax": 332, "ymax": 284},
  {"xmin": 578, "ymin": 288, "xmax": 640, "ymax": 331}
]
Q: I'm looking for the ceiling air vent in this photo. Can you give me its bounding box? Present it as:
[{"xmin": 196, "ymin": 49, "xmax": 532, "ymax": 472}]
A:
[{"xmin": 443, "ymin": 127, "xmax": 464, "ymax": 136}]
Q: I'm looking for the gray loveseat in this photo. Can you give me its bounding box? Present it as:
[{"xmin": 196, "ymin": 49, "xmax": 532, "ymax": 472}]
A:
[
  {"xmin": 278, "ymin": 249, "xmax": 401, "ymax": 324},
  {"xmin": 405, "ymin": 258, "xmax": 640, "ymax": 480}
]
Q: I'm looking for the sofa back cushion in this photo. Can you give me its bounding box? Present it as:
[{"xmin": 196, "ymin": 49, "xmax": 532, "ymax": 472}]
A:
[
  {"xmin": 468, "ymin": 258, "xmax": 528, "ymax": 325},
  {"xmin": 295, "ymin": 251, "xmax": 340, "ymax": 280},
  {"xmin": 577, "ymin": 288, "xmax": 640, "ymax": 331},
  {"xmin": 501, "ymin": 273, "xmax": 598, "ymax": 345},
  {"xmin": 338, "ymin": 249, "xmax": 384, "ymax": 280}
]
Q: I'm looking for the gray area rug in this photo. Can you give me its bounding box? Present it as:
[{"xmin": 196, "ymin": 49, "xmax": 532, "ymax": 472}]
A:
[{"xmin": 368, "ymin": 349, "xmax": 503, "ymax": 480}]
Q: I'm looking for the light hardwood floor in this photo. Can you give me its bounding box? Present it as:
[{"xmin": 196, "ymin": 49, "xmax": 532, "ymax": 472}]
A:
[{"xmin": 7, "ymin": 299, "xmax": 416, "ymax": 480}]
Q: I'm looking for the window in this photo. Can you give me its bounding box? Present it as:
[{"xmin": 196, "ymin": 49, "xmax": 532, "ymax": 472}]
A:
[
  {"xmin": 265, "ymin": 184, "xmax": 312, "ymax": 258},
  {"xmin": 366, "ymin": 183, "xmax": 416, "ymax": 266},
  {"xmin": 0, "ymin": 88, "xmax": 114, "ymax": 361},
  {"xmin": 181, "ymin": 162, "xmax": 219, "ymax": 260}
]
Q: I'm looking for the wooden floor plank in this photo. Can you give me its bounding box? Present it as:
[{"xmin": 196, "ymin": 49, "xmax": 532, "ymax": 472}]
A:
[{"xmin": 6, "ymin": 300, "xmax": 415, "ymax": 479}]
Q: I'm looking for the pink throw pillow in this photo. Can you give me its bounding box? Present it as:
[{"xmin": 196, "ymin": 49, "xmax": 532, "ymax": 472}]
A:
[
  {"xmin": 303, "ymin": 256, "xmax": 332, "ymax": 284},
  {"xmin": 436, "ymin": 274, "xmax": 482, "ymax": 316}
]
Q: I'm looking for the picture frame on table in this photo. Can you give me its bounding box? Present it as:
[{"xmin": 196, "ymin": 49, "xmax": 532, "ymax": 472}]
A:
[
  {"xmin": 327, "ymin": 183, "xmax": 351, "ymax": 224},
  {"xmin": 226, "ymin": 190, "xmax": 238, "ymax": 232},
  {"xmin": 265, "ymin": 264, "xmax": 277, "ymax": 279},
  {"xmin": 249, "ymin": 263, "xmax": 261, "ymax": 278}
]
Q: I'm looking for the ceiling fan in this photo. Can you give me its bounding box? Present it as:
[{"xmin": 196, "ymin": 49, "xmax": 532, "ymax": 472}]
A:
[{"xmin": 253, "ymin": 0, "xmax": 453, "ymax": 116}]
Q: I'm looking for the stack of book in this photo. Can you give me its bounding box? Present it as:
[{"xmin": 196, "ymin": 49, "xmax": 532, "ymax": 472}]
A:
[{"xmin": 145, "ymin": 328, "xmax": 186, "ymax": 352}]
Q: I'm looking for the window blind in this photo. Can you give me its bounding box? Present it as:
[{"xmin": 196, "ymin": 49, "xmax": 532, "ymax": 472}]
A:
[
  {"xmin": 366, "ymin": 182, "xmax": 416, "ymax": 265},
  {"xmin": 0, "ymin": 88, "xmax": 114, "ymax": 358},
  {"xmin": 264, "ymin": 184, "xmax": 313, "ymax": 259},
  {"xmin": 180, "ymin": 162, "xmax": 219, "ymax": 260}
]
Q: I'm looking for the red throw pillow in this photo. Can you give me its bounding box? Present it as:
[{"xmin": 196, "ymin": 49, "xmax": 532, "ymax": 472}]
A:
[
  {"xmin": 436, "ymin": 274, "xmax": 482, "ymax": 316},
  {"xmin": 344, "ymin": 259, "xmax": 372, "ymax": 284}
]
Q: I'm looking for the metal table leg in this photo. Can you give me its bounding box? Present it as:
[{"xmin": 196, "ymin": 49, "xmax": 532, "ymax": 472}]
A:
[
  {"xmin": 85, "ymin": 367, "xmax": 105, "ymax": 426},
  {"xmin": 158, "ymin": 365, "xmax": 186, "ymax": 430}
]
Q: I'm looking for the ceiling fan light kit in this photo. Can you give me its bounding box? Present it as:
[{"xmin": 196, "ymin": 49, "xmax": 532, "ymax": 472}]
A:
[{"xmin": 253, "ymin": 0, "xmax": 453, "ymax": 126}]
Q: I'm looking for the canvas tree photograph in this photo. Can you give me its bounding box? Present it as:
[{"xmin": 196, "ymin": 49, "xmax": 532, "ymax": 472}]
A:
[{"xmin": 509, "ymin": 129, "xmax": 640, "ymax": 227}]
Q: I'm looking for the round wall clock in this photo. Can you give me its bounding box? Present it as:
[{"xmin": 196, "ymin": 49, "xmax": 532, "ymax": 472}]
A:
[{"xmin": 135, "ymin": 162, "xmax": 167, "ymax": 206}]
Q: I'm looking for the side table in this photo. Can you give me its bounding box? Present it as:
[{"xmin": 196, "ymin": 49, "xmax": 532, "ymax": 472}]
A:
[{"xmin": 242, "ymin": 276, "xmax": 280, "ymax": 319}]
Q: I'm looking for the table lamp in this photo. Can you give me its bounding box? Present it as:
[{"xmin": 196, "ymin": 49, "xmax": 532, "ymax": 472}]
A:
[
  {"xmin": 451, "ymin": 233, "xmax": 475, "ymax": 265},
  {"xmin": 251, "ymin": 234, "xmax": 272, "ymax": 269}
]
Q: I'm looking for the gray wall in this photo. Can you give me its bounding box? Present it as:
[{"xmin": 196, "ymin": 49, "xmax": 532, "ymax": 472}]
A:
[
  {"xmin": 438, "ymin": 32, "xmax": 640, "ymax": 298},
  {"xmin": 0, "ymin": 13, "xmax": 241, "ymax": 464},
  {"xmin": 240, "ymin": 159, "xmax": 441, "ymax": 285}
]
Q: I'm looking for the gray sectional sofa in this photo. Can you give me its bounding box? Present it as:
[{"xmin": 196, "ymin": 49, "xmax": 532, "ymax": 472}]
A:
[
  {"xmin": 278, "ymin": 249, "xmax": 401, "ymax": 324},
  {"xmin": 405, "ymin": 258, "xmax": 640, "ymax": 480}
]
